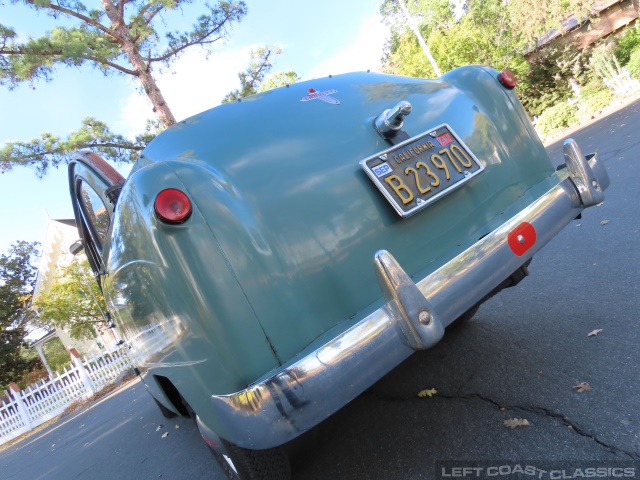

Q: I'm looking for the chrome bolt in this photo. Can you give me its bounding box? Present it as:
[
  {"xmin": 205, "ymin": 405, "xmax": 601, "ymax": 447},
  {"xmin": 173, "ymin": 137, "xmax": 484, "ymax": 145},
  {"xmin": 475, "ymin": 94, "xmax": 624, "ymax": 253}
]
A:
[
  {"xmin": 463, "ymin": 170, "xmax": 471, "ymax": 177},
  {"xmin": 417, "ymin": 198, "xmax": 424, "ymax": 205},
  {"xmin": 592, "ymin": 180, "xmax": 600, "ymax": 190},
  {"xmin": 418, "ymin": 310, "xmax": 431, "ymax": 325},
  {"xmin": 430, "ymin": 131, "xmax": 437, "ymax": 137},
  {"xmin": 517, "ymin": 235, "xmax": 525, "ymax": 244},
  {"xmin": 379, "ymin": 154, "xmax": 388, "ymax": 160}
]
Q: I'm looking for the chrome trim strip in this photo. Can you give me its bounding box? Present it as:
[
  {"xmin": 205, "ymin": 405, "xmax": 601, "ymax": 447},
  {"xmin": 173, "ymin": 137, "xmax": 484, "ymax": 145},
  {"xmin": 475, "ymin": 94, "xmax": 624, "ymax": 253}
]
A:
[{"xmin": 210, "ymin": 139, "xmax": 607, "ymax": 450}]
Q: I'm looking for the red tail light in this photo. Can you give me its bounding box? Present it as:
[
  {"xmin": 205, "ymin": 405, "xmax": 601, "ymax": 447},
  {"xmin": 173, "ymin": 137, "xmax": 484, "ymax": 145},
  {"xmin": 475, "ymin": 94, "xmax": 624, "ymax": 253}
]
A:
[
  {"xmin": 155, "ymin": 188, "xmax": 192, "ymax": 224},
  {"xmin": 498, "ymin": 69, "xmax": 516, "ymax": 89}
]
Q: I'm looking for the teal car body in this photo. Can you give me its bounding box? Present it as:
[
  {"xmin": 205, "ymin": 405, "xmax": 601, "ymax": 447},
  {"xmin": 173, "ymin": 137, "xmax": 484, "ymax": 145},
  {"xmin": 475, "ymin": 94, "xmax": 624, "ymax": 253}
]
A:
[{"xmin": 69, "ymin": 66, "xmax": 609, "ymax": 477}]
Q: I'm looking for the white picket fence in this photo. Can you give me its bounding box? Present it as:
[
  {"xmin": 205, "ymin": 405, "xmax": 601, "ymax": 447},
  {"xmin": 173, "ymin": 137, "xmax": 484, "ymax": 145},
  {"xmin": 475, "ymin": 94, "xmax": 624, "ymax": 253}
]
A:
[{"xmin": 0, "ymin": 348, "xmax": 132, "ymax": 446}]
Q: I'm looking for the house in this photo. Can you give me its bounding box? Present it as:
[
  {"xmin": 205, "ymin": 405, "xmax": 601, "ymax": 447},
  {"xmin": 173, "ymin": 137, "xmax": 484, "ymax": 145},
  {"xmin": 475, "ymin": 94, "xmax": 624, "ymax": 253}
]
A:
[
  {"xmin": 526, "ymin": 0, "xmax": 640, "ymax": 60},
  {"xmin": 31, "ymin": 214, "xmax": 116, "ymax": 361}
]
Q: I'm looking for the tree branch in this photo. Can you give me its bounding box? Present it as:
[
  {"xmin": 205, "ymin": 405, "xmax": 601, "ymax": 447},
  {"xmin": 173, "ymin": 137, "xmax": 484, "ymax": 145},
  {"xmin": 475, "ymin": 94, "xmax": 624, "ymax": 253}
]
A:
[
  {"xmin": 142, "ymin": 5, "xmax": 165, "ymax": 27},
  {"xmin": 24, "ymin": 0, "xmax": 117, "ymax": 40},
  {"xmin": 0, "ymin": 46, "xmax": 139, "ymax": 76},
  {"xmin": 128, "ymin": 3, "xmax": 164, "ymax": 45},
  {"xmin": 148, "ymin": 33, "xmax": 225, "ymax": 63},
  {"xmin": 149, "ymin": 4, "xmax": 247, "ymax": 64},
  {"xmin": 1, "ymin": 116, "xmax": 152, "ymax": 176},
  {"xmin": 132, "ymin": 1, "xmax": 161, "ymax": 27},
  {"xmin": 83, "ymin": 55, "xmax": 139, "ymax": 75}
]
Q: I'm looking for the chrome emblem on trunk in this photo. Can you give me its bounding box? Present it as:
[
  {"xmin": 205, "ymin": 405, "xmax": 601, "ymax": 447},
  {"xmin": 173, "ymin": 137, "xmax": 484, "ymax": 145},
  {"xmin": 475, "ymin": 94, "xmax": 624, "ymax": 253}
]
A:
[{"xmin": 300, "ymin": 88, "xmax": 340, "ymax": 105}]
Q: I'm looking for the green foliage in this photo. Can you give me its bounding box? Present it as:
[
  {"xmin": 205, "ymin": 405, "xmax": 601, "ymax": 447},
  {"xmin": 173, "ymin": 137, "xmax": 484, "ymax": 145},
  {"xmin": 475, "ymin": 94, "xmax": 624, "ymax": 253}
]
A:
[
  {"xmin": 383, "ymin": 31, "xmax": 434, "ymax": 77},
  {"xmin": 506, "ymin": 0, "xmax": 591, "ymax": 49},
  {"xmin": 614, "ymin": 24, "xmax": 640, "ymax": 66},
  {"xmin": 32, "ymin": 259, "xmax": 107, "ymax": 340},
  {"xmin": 222, "ymin": 47, "xmax": 299, "ymax": 102},
  {"xmin": 589, "ymin": 43, "xmax": 625, "ymax": 83},
  {"xmin": 535, "ymin": 101, "xmax": 578, "ymax": 136},
  {"xmin": 380, "ymin": 0, "xmax": 599, "ymax": 118},
  {"xmin": 626, "ymin": 49, "xmax": 640, "ymax": 80},
  {"xmin": 383, "ymin": 0, "xmax": 528, "ymax": 79},
  {"xmin": 1, "ymin": 0, "xmax": 248, "ymax": 174},
  {"xmin": 1, "ymin": 1, "xmax": 248, "ymax": 87},
  {"xmin": 380, "ymin": 0, "xmax": 456, "ymax": 37},
  {"xmin": 577, "ymin": 86, "xmax": 611, "ymax": 116},
  {"xmin": 0, "ymin": 241, "xmax": 41, "ymax": 391},
  {"xmin": 42, "ymin": 337, "xmax": 72, "ymax": 373},
  {"xmin": 15, "ymin": 366, "xmax": 49, "ymax": 390},
  {"xmin": 0, "ymin": 117, "xmax": 154, "ymax": 177},
  {"xmin": 521, "ymin": 43, "xmax": 591, "ymax": 117},
  {"xmin": 258, "ymin": 71, "xmax": 301, "ymax": 93},
  {"xmin": 1, "ymin": 342, "xmax": 47, "ymax": 391}
]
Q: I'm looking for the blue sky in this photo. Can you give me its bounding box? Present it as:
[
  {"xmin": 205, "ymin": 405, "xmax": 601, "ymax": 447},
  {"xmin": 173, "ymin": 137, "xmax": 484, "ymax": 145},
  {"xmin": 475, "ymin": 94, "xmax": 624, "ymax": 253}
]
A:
[{"xmin": 0, "ymin": 0, "xmax": 389, "ymax": 255}]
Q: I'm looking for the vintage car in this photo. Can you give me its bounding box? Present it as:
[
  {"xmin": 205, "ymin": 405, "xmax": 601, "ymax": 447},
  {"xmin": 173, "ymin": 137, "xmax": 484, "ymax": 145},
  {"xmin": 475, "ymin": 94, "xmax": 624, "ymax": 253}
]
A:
[{"xmin": 68, "ymin": 65, "xmax": 609, "ymax": 479}]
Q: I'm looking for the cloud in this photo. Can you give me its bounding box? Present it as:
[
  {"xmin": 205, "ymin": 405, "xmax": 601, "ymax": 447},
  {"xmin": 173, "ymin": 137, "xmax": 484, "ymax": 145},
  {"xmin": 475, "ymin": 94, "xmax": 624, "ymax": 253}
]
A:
[
  {"xmin": 308, "ymin": 15, "xmax": 390, "ymax": 79},
  {"xmin": 115, "ymin": 89, "xmax": 153, "ymax": 138},
  {"xmin": 115, "ymin": 46, "xmax": 256, "ymax": 136},
  {"xmin": 115, "ymin": 14, "xmax": 390, "ymax": 137}
]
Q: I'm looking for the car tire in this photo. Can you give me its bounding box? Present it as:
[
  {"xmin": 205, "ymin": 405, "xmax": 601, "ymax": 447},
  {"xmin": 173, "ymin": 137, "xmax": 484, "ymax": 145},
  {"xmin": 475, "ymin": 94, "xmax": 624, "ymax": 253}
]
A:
[
  {"xmin": 446, "ymin": 305, "xmax": 479, "ymax": 330},
  {"xmin": 152, "ymin": 396, "xmax": 178, "ymax": 418},
  {"xmin": 212, "ymin": 439, "xmax": 290, "ymax": 480}
]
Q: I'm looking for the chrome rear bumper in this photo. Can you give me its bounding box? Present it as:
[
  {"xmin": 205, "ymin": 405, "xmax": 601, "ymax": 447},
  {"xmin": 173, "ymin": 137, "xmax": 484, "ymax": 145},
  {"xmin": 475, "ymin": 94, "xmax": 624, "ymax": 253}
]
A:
[{"xmin": 208, "ymin": 139, "xmax": 609, "ymax": 449}]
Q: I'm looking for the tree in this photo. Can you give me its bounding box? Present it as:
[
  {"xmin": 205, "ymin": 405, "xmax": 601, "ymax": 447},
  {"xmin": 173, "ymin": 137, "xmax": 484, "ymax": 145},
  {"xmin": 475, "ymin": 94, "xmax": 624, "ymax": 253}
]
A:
[
  {"xmin": 380, "ymin": 0, "xmax": 595, "ymax": 115},
  {"xmin": 258, "ymin": 70, "xmax": 300, "ymax": 93},
  {"xmin": 523, "ymin": 42, "xmax": 591, "ymax": 116},
  {"xmin": 222, "ymin": 46, "xmax": 300, "ymax": 103},
  {"xmin": 382, "ymin": 0, "xmax": 525, "ymax": 78},
  {"xmin": 506, "ymin": 0, "xmax": 592, "ymax": 50},
  {"xmin": 41, "ymin": 337, "xmax": 72, "ymax": 373},
  {"xmin": 1, "ymin": 0, "xmax": 248, "ymax": 175},
  {"xmin": 0, "ymin": 117, "xmax": 159, "ymax": 177},
  {"xmin": 0, "ymin": 241, "xmax": 41, "ymax": 390},
  {"xmin": 31, "ymin": 259, "xmax": 108, "ymax": 340}
]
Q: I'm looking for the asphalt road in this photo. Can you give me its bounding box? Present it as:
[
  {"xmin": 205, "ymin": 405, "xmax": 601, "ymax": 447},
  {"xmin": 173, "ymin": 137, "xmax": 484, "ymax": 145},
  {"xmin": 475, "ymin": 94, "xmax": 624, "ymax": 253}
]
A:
[
  {"xmin": 0, "ymin": 380, "xmax": 220, "ymax": 479},
  {"xmin": 1, "ymin": 99, "xmax": 639, "ymax": 480}
]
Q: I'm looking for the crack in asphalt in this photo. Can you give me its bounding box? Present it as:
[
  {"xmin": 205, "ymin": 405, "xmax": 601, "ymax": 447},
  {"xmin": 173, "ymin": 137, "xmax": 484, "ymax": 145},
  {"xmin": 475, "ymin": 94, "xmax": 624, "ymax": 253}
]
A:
[
  {"xmin": 445, "ymin": 393, "xmax": 640, "ymax": 461},
  {"xmin": 363, "ymin": 390, "xmax": 640, "ymax": 461},
  {"xmin": 596, "ymin": 137, "xmax": 640, "ymax": 160}
]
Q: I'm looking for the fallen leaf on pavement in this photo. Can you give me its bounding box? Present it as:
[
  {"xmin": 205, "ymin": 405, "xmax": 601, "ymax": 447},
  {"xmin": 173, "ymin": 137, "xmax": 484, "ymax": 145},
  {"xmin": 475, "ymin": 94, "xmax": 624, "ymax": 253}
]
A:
[
  {"xmin": 587, "ymin": 329, "xmax": 603, "ymax": 337},
  {"xmin": 417, "ymin": 388, "xmax": 437, "ymax": 398},
  {"xmin": 174, "ymin": 425, "xmax": 180, "ymax": 429},
  {"xmin": 600, "ymin": 220, "xmax": 609, "ymax": 225},
  {"xmin": 573, "ymin": 382, "xmax": 592, "ymax": 393},
  {"xmin": 504, "ymin": 418, "xmax": 530, "ymax": 428},
  {"xmin": 161, "ymin": 432, "xmax": 169, "ymax": 439},
  {"xmin": 156, "ymin": 425, "xmax": 163, "ymax": 432}
]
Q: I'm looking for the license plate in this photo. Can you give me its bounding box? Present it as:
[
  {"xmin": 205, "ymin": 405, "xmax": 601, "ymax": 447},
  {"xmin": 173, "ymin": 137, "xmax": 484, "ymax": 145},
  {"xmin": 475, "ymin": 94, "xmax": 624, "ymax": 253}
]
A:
[{"xmin": 360, "ymin": 125, "xmax": 484, "ymax": 217}]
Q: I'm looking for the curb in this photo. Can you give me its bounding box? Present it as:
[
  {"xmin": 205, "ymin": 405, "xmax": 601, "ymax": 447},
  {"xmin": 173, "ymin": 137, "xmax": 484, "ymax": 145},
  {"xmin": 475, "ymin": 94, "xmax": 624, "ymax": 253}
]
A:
[{"xmin": 542, "ymin": 91, "xmax": 640, "ymax": 147}]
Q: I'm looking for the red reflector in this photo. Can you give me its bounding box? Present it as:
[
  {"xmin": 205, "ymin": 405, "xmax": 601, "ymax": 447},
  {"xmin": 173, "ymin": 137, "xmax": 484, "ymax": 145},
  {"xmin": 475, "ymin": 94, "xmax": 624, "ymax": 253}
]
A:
[
  {"xmin": 498, "ymin": 69, "xmax": 516, "ymax": 89},
  {"xmin": 155, "ymin": 188, "xmax": 192, "ymax": 224},
  {"xmin": 508, "ymin": 222, "xmax": 536, "ymax": 256}
]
